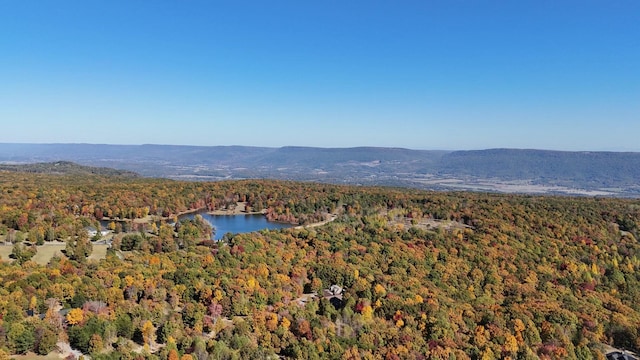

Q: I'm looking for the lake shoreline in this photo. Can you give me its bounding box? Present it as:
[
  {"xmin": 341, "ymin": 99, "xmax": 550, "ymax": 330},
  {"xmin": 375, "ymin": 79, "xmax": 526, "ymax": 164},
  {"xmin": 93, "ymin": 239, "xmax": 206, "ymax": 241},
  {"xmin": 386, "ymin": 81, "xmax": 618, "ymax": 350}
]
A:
[
  {"xmin": 206, "ymin": 201, "xmax": 267, "ymax": 216},
  {"xmin": 180, "ymin": 205, "xmax": 291, "ymax": 240}
]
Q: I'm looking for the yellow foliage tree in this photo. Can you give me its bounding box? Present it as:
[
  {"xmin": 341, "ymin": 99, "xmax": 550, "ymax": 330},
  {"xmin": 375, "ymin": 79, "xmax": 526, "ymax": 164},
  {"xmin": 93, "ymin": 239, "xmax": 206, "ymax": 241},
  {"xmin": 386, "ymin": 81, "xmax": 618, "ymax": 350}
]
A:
[
  {"xmin": 504, "ymin": 333, "xmax": 518, "ymax": 354},
  {"xmin": 247, "ymin": 277, "xmax": 258, "ymax": 291},
  {"xmin": 214, "ymin": 289, "xmax": 223, "ymax": 302},
  {"xmin": 474, "ymin": 325, "xmax": 488, "ymax": 348},
  {"xmin": 0, "ymin": 348, "xmax": 10, "ymax": 360},
  {"xmin": 257, "ymin": 263, "xmax": 270, "ymax": 278},
  {"xmin": 374, "ymin": 284, "xmax": 386, "ymax": 298},
  {"xmin": 480, "ymin": 347, "xmax": 495, "ymax": 360},
  {"xmin": 202, "ymin": 254, "xmax": 214, "ymax": 266},
  {"xmin": 142, "ymin": 320, "xmax": 155, "ymax": 345},
  {"xmin": 513, "ymin": 319, "xmax": 525, "ymax": 345},
  {"xmin": 280, "ymin": 317, "xmax": 291, "ymax": 330},
  {"xmin": 342, "ymin": 345, "xmax": 361, "ymax": 360},
  {"xmin": 66, "ymin": 308, "xmax": 85, "ymax": 325},
  {"xmin": 29, "ymin": 295, "xmax": 38, "ymax": 315},
  {"xmin": 374, "ymin": 299, "xmax": 382, "ymax": 309},
  {"xmin": 266, "ymin": 312, "xmax": 279, "ymax": 332},
  {"xmin": 361, "ymin": 305, "xmax": 374, "ymax": 321}
]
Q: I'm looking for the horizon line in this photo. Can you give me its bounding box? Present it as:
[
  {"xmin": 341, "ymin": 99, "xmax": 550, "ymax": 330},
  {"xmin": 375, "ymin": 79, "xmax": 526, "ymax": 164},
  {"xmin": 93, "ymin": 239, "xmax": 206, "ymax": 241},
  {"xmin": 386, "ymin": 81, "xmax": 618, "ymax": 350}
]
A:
[{"xmin": 0, "ymin": 141, "xmax": 638, "ymax": 154}]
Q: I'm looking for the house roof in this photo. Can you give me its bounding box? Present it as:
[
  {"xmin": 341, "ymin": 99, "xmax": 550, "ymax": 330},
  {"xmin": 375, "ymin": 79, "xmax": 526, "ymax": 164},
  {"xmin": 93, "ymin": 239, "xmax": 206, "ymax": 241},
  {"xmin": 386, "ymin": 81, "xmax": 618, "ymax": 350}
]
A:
[{"xmin": 607, "ymin": 351, "xmax": 638, "ymax": 360}]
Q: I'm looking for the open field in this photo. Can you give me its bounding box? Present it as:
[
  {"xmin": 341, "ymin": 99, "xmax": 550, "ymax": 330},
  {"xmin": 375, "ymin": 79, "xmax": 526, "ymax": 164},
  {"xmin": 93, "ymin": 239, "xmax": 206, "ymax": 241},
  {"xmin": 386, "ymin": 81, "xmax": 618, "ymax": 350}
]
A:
[
  {"xmin": 0, "ymin": 245, "xmax": 13, "ymax": 262},
  {"xmin": 10, "ymin": 351, "xmax": 64, "ymax": 360},
  {"xmin": 0, "ymin": 243, "xmax": 110, "ymax": 265},
  {"xmin": 88, "ymin": 244, "xmax": 109, "ymax": 261},
  {"xmin": 31, "ymin": 244, "xmax": 66, "ymax": 265}
]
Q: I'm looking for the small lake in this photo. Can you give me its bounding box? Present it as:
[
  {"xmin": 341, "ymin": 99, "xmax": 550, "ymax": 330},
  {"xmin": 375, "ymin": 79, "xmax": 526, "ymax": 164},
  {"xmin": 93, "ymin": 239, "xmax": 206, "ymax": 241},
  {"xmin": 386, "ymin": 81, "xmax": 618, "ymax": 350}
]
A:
[{"xmin": 179, "ymin": 212, "xmax": 293, "ymax": 240}]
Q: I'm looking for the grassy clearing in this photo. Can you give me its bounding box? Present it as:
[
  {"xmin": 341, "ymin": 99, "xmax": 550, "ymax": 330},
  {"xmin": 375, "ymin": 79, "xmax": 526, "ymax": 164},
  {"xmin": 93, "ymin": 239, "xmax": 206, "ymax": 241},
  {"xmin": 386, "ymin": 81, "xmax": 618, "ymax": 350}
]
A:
[
  {"xmin": 32, "ymin": 244, "xmax": 66, "ymax": 265},
  {"xmin": 0, "ymin": 245, "xmax": 13, "ymax": 262},
  {"xmin": 11, "ymin": 351, "xmax": 63, "ymax": 360},
  {"xmin": 88, "ymin": 244, "xmax": 109, "ymax": 261},
  {"xmin": 0, "ymin": 243, "xmax": 109, "ymax": 265}
]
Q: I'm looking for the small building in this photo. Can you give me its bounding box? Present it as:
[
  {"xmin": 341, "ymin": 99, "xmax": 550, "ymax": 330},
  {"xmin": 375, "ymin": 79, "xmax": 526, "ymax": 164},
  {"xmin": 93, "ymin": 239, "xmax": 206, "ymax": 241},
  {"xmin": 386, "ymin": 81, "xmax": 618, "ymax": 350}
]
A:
[
  {"xmin": 322, "ymin": 285, "xmax": 343, "ymax": 299},
  {"xmin": 86, "ymin": 227, "xmax": 110, "ymax": 238},
  {"xmin": 607, "ymin": 351, "xmax": 638, "ymax": 360},
  {"xmin": 322, "ymin": 285, "xmax": 345, "ymax": 309}
]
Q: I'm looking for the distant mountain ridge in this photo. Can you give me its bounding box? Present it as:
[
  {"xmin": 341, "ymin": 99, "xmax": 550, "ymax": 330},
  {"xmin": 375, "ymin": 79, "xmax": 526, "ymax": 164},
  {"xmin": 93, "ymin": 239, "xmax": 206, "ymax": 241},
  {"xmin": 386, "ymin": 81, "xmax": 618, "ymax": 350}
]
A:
[
  {"xmin": 1, "ymin": 143, "xmax": 639, "ymax": 197},
  {"xmin": 0, "ymin": 160, "xmax": 139, "ymax": 177}
]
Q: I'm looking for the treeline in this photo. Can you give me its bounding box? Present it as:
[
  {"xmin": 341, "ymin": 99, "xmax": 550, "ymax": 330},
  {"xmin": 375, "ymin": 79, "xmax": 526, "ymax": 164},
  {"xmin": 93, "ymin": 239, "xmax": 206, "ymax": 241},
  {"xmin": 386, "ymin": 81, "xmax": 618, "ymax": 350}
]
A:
[
  {"xmin": 0, "ymin": 161, "xmax": 140, "ymax": 177},
  {"xmin": 0, "ymin": 172, "xmax": 344, "ymax": 243},
  {"xmin": 0, "ymin": 172, "xmax": 639, "ymax": 359}
]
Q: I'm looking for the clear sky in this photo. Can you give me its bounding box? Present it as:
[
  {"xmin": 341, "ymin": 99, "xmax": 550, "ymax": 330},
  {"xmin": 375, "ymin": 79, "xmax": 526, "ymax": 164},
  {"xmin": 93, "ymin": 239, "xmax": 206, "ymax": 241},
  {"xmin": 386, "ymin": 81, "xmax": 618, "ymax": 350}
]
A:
[{"xmin": 1, "ymin": 1, "xmax": 638, "ymax": 151}]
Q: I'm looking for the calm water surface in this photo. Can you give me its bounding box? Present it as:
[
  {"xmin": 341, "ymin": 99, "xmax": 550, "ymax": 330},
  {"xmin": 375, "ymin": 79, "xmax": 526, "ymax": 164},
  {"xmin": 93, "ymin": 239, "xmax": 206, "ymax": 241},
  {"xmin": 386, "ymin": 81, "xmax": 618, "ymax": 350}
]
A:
[{"xmin": 180, "ymin": 212, "xmax": 293, "ymax": 240}]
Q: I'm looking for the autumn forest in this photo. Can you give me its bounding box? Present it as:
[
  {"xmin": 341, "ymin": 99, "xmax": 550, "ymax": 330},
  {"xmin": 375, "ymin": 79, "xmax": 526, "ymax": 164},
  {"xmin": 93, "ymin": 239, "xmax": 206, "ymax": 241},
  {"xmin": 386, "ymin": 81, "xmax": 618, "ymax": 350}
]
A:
[{"xmin": 0, "ymin": 170, "xmax": 639, "ymax": 359}]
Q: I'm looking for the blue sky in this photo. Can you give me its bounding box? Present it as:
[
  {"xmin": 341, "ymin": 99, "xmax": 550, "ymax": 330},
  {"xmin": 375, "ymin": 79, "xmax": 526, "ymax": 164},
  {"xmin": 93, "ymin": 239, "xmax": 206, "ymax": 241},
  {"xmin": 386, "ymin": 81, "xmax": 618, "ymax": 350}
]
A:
[{"xmin": 1, "ymin": 1, "xmax": 638, "ymax": 150}]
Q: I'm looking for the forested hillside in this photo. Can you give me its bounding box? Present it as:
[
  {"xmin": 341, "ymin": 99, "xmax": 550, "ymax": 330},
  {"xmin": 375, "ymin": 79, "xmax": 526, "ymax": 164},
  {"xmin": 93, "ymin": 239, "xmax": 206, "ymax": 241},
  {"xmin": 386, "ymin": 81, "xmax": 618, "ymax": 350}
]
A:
[
  {"xmin": 0, "ymin": 161, "xmax": 139, "ymax": 177},
  {"xmin": 0, "ymin": 171, "xmax": 639, "ymax": 359},
  {"xmin": 3, "ymin": 143, "xmax": 640, "ymax": 196},
  {"xmin": 439, "ymin": 149, "xmax": 640, "ymax": 187}
]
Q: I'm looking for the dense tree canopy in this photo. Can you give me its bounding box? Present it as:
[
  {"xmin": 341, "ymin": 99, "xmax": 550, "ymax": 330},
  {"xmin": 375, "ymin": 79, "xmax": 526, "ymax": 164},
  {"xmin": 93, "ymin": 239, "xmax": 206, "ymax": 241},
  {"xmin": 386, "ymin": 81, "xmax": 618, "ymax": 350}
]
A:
[{"xmin": 0, "ymin": 171, "xmax": 639, "ymax": 359}]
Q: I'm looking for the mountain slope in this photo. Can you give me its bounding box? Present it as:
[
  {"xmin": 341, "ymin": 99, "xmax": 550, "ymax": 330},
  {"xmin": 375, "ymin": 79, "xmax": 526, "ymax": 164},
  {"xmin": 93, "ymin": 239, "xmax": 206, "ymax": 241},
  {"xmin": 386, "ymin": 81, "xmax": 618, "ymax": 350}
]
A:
[
  {"xmin": 1, "ymin": 143, "xmax": 639, "ymax": 196},
  {"xmin": 0, "ymin": 161, "xmax": 139, "ymax": 177},
  {"xmin": 438, "ymin": 149, "xmax": 640, "ymax": 186}
]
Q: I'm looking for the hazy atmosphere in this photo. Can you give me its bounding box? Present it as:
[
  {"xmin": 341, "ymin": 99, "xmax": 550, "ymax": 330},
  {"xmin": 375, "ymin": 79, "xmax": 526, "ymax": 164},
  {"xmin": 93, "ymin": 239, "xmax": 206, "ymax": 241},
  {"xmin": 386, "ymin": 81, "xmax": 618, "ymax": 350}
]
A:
[{"xmin": 1, "ymin": 1, "xmax": 638, "ymax": 150}]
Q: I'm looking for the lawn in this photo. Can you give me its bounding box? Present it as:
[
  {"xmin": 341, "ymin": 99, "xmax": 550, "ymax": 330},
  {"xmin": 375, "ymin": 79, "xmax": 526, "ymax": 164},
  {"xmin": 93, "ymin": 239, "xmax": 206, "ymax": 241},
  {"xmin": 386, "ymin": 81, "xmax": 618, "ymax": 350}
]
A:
[
  {"xmin": 31, "ymin": 244, "xmax": 66, "ymax": 265},
  {"xmin": 10, "ymin": 351, "xmax": 63, "ymax": 360},
  {"xmin": 0, "ymin": 244, "xmax": 13, "ymax": 262},
  {"xmin": 0, "ymin": 243, "xmax": 110, "ymax": 265},
  {"xmin": 88, "ymin": 244, "xmax": 109, "ymax": 261}
]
